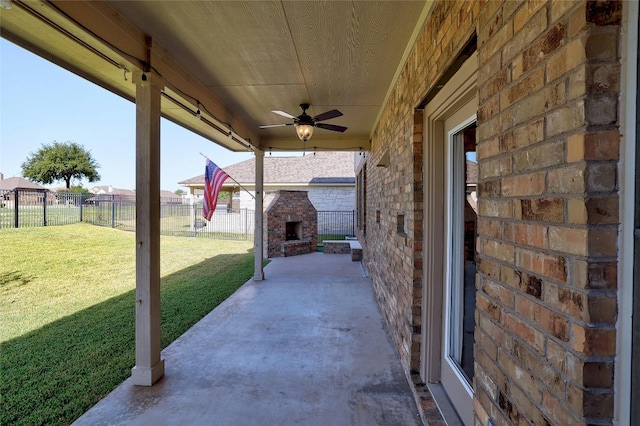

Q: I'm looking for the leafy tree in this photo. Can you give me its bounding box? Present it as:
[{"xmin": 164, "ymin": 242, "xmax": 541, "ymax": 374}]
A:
[
  {"xmin": 174, "ymin": 189, "xmax": 186, "ymax": 196},
  {"xmin": 21, "ymin": 141, "xmax": 100, "ymax": 189},
  {"xmin": 66, "ymin": 186, "xmax": 91, "ymax": 195}
]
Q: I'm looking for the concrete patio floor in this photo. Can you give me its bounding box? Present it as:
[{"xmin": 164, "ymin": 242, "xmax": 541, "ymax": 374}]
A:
[{"xmin": 73, "ymin": 252, "xmax": 423, "ymax": 426}]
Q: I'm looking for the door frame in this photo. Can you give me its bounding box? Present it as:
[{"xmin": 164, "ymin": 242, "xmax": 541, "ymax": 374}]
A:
[
  {"xmin": 618, "ymin": 1, "xmax": 638, "ymax": 424},
  {"xmin": 421, "ymin": 52, "xmax": 477, "ymax": 425},
  {"xmin": 439, "ymin": 113, "xmax": 477, "ymax": 426}
]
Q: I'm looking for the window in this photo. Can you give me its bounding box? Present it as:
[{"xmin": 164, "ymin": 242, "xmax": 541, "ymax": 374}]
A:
[{"xmin": 446, "ymin": 122, "xmax": 477, "ymax": 385}]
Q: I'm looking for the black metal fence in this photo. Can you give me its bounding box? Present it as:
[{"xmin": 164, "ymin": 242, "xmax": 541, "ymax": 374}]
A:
[
  {"xmin": 0, "ymin": 189, "xmax": 355, "ymax": 244},
  {"xmin": 317, "ymin": 210, "xmax": 356, "ymax": 244}
]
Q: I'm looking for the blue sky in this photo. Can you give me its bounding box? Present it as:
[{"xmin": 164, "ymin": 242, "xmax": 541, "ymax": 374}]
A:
[{"xmin": 0, "ymin": 39, "xmax": 257, "ymax": 192}]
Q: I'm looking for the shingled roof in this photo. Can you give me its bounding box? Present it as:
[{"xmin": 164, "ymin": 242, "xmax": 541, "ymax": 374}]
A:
[
  {"xmin": 0, "ymin": 176, "xmax": 48, "ymax": 191},
  {"xmin": 179, "ymin": 151, "xmax": 355, "ymax": 186}
]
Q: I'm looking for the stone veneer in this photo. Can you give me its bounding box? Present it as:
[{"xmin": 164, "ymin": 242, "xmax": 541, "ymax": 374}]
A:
[
  {"xmin": 264, "ymin": 190, "xmax": 317, "ymax": 258},
  {"xmin": 356, "ymin": 1, "xmax": 625, "ymax": 425}
]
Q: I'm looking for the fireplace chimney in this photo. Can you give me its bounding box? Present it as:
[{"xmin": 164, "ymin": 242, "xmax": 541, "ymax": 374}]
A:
[{"xmin": 264, "ymin": 190, "xmax": 317, "ymax": 257}]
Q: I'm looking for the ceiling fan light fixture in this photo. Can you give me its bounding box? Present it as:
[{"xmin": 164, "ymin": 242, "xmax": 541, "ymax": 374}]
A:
[{"xmin": 295, "ymin": 123, "xmax": 314, "ymax": 142}]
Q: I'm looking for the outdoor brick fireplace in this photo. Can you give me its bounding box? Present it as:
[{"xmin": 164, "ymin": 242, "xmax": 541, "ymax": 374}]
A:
[{"xmin": 264, "ymin": 190, "xmax": 317, "ymax": 258}]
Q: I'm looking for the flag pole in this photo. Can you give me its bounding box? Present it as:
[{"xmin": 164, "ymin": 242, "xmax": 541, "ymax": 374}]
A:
[{"xmin": 199, "ymin": 152, "xmax": 255, "ymax": 199}]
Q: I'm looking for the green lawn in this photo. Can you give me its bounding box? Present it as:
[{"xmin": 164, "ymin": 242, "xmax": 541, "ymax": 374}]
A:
[{"xmin": 0, "ymin": 223, "xmax": 258, "ymax": 425}]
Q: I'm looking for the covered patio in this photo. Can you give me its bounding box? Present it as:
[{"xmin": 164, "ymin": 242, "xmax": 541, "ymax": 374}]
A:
[
  {"xmin": 0, "ymin": 0, "xmax": 431, "ymax": 392},
  {"xmin": 73, "ymin": 252, "xmax": 434, "ymax": 425}
]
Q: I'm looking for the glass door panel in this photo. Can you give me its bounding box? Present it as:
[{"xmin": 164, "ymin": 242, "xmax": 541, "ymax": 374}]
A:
[{"xmin": 441, "ymin": 114, "xmax": 477, "ymax": 426}]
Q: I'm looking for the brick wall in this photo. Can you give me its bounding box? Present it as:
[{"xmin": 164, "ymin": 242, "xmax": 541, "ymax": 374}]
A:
[
  {"xmin": 263, "ymin": 190, "xmax": 317, "ymax": 258},
  {"xmin": 474, "ymin": 2, "xmax": 620, "ymax": 425},
  {"xmin": 358, "ymin": 1, "xmax": 623, "ymax": 424},
  {"xmin": 358, "ymin": 0, "xmax": 479, "ymax": 385}
]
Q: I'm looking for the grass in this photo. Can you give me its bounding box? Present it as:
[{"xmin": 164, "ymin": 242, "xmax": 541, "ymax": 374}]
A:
[{"xmin": 0, "ymin": 223, "xmax": 259, "ymax": 425}]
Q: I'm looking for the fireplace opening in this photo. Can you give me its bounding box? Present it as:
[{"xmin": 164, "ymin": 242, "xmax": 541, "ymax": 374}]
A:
[{"xmin": 285, "ymin": 221, "xmax": 301, "ymax": 241}]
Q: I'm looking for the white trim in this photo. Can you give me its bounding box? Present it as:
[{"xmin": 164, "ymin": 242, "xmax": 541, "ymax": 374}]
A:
[
  {"xmin": 421, "ymin": 52, "xmax": 479, "ymax": 385},
  {"xmin": 442, "ymin": 115, "xmax": 477, "ymax": 399},
  {"xmin": 616, "ymin": 2, "xmax": 638, "ymax": 425}
]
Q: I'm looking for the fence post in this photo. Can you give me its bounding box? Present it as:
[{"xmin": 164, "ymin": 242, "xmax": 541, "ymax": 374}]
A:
[
  {"xmin": 43, "ymin": 190, "xmax": 48, "ymax": 226},
  {"xmin": 244, "ymin": 208, "xmax": 248, "ymax": 240},
  {"xmin": 13, "ymin": 189, "xmax": 18, "ymax": 228},
  {"xmin": 79, "ymin": 193, "xmax": 83, "ymax": 222},
  {"xmin": 352, "ymin": 210, "xmax": 355, "ymax": 236},
  {"xmin": 189, "ymin": 197, "xmax": 196, "ymax": 235},
  {"xmin": 111, "ymin": 194, "xmax": 116, "ymax": 228}
]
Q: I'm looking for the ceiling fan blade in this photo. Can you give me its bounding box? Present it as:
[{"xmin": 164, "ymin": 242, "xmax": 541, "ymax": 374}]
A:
[
  {"xmin": 259, "ymin": 123, "xmax": 293, "ymax": 128},
  {"xmin": 315, "ymin": 123, "xmax": 348, "ymax": 133},
  {"xmin": 271, "ymin": 110, "xmax": 297, "ymax": 119},
  {"xmin": 313, "ymin": 109, "xmax": 343, "ymax": 122}
]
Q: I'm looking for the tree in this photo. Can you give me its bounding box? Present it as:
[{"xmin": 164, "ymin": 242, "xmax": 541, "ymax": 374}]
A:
[
  {"xmin": 21, "ymin": 141, "xmax": 100, "ymax": 189},
  {"xmin": 174, "ymin": 189, "xmax": 186, "ymax": 196},
  {"xmin": 67, "ymin": 186, "xmax": 91, "ymax": 195}
]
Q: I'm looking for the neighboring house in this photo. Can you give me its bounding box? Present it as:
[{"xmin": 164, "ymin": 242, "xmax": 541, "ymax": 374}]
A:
[
  {"xmin": 90, "ymin": 186, "xmax": 182, "ymax": 204},
  {"xmin": 160, "ymin": 190, "xmax": 183, "ymax": 204},
  {"xmin": 0, "ymin": 175, "xmax": 49, "ymax": 191},
  {"xmin": 91, "ymin": 185, "xmax": 136, "ymax": 197},
  {"xmin": 0, "ymin": 174, "xmax": 53, "ymax": 207},
  {"xmin": 178, "ymin": 151, "xmax": 355, "ymax": 212}
]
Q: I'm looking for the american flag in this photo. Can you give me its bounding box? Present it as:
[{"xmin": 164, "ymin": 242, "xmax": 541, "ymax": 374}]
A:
[{"xmin": 203, "ymin": 159, "xmax": 230, "ymax": 221}]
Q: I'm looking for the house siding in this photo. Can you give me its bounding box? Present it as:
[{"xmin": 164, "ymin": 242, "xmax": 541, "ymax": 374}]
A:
[
  {"xmin": 237, "ymin": 186, "xmax": 355, "ymax": 212},
  {"xmin": 357, "ymin": 1, "xmax": 624, "ymax": 425}
]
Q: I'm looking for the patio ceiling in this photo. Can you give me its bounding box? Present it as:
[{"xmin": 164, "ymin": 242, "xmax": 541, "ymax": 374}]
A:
[{"xmin": 0, "ymin": 0, "xmax": 432, "ymax": 152}]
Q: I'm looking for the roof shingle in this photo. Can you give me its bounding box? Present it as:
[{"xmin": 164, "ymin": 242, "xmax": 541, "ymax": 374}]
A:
[{"xmin": 179, "ymin": 151, "xmax": 355, "ymax": 185}]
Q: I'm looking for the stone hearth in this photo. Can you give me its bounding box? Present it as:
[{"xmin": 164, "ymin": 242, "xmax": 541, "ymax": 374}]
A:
[{"xmin": 264, "ymin": 190, "xmax": 317, "ymax": 258}]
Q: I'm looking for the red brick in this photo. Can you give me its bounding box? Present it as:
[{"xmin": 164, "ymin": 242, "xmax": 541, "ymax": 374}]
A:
[
  {"xmin": 571, "ymin": 324, "xmax": 616, "ymax": 356},
  {"xmin": 584, "ymin": 131, "xmax": 620, "ymax": 160},
  {"xmin": 567, "ymin": 382, "xmax": 614, "ymax": 417},
  {"xmin": 585, "ymin": 28, "xmax": 619, "ymax": 61},
  {"xmin": 516, "ymin": 247, "xmax": 566, "ymax": 282},
  {"xmin": 516, "ymin": 295, "xmax": 569, "ymax": 341},
  {"xmin": 585, "ymin": 94, "xmax": 618, "ymax": 126},
  {"xmin": 586, "ymin": 1, "xmax": 622, "ymax": 25},
  {"xmin": 588, "ymin": 227, "xmax": 618, "ymax": 257},
  {"xmin": 514, "ymin": 223, "xmax": 547, "ymax": 249},
  {"xmin": 585, "ymin": 162, "xmax": 617, "ymax": 192}
]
